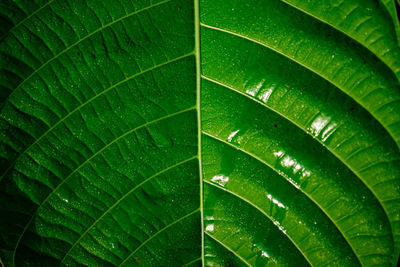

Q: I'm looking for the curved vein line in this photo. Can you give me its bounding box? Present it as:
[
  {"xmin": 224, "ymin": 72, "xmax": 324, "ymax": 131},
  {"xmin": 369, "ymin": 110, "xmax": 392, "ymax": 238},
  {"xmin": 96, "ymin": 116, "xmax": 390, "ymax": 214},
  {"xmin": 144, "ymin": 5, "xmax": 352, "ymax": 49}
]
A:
[
  {"xmin": 118, "ymin": 208, "xmax": 200, "ymax": 266},
  {"xmin": 204, "ymin": 231, "xmax": 251, "ymax": 267},
  {"xmin": 0, "ymin": 0, "xmax": 55, "ymax": 41},
  {"xmin": 12, "ymin": 106, "xmax": 196, "ymax": 264},
  {"xmin": 59, "ymin": 155, "xmax": 198, "ymax": 265},
  {"xmin": 183, "ymin": 256, "xmax": 202, "ymax": 266},
  {"xmin": 279, "ymin": 0, "xmax": 400, "ymax": 79},
  {"xmin": 383, "ymin": 0, "xmax": 400, "ymax": 42},
  {"xmin": 200, "ymin": 22, "xmax": 400, "ymax": 148},
  {"xmin": 3, "ymin": 0, "xmax": 171, "ymax": 105},
  {"xmin": 204, "ymin": 180, "xmax": 311, "ymax": 266},
  {"xmin": 0, "ymin": 52, "xmax": 194, "ymax": 183},
  {"xmin": 202, "ymin": 131, "xmax": 365, "ymax": 266},
  {"xmin": 201, "ymin": 75, "xmax": 397, "ymax": 236}
]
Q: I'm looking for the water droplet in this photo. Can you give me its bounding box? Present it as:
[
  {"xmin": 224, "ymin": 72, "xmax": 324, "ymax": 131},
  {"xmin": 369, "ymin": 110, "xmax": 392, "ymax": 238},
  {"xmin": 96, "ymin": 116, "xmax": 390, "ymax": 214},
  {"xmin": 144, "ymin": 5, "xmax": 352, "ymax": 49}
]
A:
[
  {"xmin": 277, "ymin": 153, "xmax": 311, "ymax": 186},
  {"xmin": 267, "ymin": 194, "xmax": 286, "ymax": 209},
  {"xmin": 228, "ymin": 130, "xmax": 240, "ymax": 142},
  {"xmin": 273, "ymin": 150, "xmax": 285, "ymax": 158},
  {"xmin": 308, "ymin": 114, "xmax": 331, "ymax": 137},
  {"xmin": 281, "ymin": 156, "xmax": 296, "ymax": 168},
  {"xmin": 245, "ymin": 78, "xmax": 265, "ymax": 97},
  {"xmin": 321, "ymin": 122, "xmax": 338, "ymax": 142},
  {"xmin": 257, "ymin": 85, "xmax": 275, "ymax": 103},
  {"xmin": 261, "ymin": 251, "xmax": 269, "ymax": 258},
  {"xmin": 211, "ymin": 175, "xmax": 229, "ymax": 187},
  {"xmin": 205, "ymin": 223, "xmax": 214, "ymax": 232}
]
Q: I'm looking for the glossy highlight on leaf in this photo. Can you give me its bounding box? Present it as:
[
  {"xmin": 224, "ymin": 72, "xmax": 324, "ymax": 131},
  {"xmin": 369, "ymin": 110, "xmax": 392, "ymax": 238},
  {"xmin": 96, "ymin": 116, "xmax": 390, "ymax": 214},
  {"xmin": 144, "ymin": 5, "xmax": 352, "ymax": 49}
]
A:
[{"xmin": 0, "ymin": 0, "xmax": 400, "ymax": 266}]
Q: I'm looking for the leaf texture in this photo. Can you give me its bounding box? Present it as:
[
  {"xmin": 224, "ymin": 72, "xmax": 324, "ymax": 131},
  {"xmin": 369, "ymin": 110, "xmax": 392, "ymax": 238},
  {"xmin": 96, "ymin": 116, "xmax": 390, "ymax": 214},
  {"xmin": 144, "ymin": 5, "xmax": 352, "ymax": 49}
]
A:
[{"xmin": 0, "ymin": 0, "xmax": 400, "ymax": 266}]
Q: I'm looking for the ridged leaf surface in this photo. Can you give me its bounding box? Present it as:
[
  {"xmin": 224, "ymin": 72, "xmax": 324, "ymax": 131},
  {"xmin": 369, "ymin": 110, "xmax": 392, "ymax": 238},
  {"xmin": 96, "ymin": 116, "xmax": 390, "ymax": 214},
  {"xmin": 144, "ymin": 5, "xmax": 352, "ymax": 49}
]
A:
[{"xmin": 0, "ymin": 0, "xmax": 400, "ymax": 266}]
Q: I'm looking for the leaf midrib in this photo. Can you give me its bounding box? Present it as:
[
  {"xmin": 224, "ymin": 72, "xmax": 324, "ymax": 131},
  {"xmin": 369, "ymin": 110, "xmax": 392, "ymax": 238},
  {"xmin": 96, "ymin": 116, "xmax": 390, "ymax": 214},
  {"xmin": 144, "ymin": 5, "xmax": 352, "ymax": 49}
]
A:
[
  {"xmin": 194, "ymin": 0, "xmax": 204, "ymax": 265},
  {"xmin": 3, "ymin": 0, "xmax": 399, "ymax": 265},
  {"xmin": 198, "ymin": 3, "xmax": 376, "ymax": 266}
]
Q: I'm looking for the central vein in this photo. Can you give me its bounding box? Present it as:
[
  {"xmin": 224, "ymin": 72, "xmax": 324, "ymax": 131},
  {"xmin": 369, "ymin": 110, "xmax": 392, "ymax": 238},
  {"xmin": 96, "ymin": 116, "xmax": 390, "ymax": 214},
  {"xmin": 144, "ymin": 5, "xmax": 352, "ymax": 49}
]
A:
[{"xmin": 194, "ymin": 0, "xmax": 204, "ymax": 265}]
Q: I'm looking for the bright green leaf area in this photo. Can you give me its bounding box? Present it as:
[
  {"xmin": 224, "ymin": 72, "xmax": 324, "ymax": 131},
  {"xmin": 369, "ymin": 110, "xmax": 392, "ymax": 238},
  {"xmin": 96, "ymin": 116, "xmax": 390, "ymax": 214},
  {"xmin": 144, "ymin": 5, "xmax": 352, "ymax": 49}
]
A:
[{"xmin": 1, "ymin": 0, "xmax": 400, "ymax": 266}]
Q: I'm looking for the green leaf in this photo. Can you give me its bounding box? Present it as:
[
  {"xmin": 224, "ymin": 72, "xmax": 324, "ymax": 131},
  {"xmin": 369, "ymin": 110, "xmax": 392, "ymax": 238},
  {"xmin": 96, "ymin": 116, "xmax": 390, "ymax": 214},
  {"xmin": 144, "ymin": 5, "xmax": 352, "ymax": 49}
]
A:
[{"xmin": 1, "ymin": 0, "xmax": 400, "ymax": 266}]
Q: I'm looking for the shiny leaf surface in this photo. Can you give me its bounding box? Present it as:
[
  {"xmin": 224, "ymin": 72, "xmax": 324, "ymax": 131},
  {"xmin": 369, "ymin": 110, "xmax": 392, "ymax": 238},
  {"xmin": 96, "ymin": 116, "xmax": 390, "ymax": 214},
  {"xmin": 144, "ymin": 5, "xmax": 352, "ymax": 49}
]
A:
[{"xmin": 1, "ymin": 0, "xmax": 400, "ymax": 266}]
